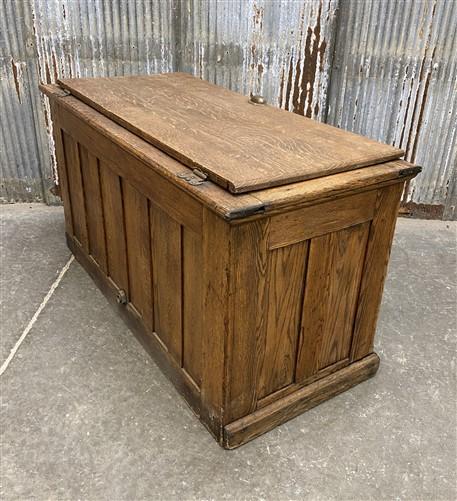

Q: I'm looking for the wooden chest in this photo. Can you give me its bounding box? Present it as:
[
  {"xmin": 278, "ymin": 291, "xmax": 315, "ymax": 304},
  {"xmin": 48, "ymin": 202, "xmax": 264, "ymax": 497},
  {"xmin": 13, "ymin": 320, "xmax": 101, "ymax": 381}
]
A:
[{"xmin": 41, "ymin": 74, "xmax": 420, "ymax": 448}]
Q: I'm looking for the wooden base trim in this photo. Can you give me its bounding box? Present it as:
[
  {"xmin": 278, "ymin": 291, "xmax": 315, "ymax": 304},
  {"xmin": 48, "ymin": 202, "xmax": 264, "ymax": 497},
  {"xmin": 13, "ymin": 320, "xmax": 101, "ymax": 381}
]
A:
[
  {"xmin": 66, "ymin": 234, "xmax": 202, "ymax": 417},
  {"xmin": 223, "ymin": 353, "xmax": 380, "ymax": 449},
  {"xmin": 257, "ymin": 358, "xmax": 350, "ymax": 409}
]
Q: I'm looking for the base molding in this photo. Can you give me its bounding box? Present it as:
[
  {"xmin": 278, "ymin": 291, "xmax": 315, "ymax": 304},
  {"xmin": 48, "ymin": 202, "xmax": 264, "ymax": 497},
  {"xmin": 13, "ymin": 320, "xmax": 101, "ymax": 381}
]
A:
[{"xmin": 223, "ymin": 353, "xmax": 380, "ymax": 449}]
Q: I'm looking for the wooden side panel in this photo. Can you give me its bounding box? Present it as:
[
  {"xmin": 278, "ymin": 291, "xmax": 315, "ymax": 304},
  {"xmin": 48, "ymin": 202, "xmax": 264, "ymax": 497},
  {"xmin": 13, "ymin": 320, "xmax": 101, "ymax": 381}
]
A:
[
  {"xmin": 182, "ymin": 227, "xmax": 203, "ymax": 385},
  {"xmin": 269, "ymin": 190, "xmax": 376, "ymax": 249},
  {"xmin": 150, "ymin": 203, "xmax": 182, "ymax": 364},
  {"xmin": 200, "ymin": 209, "xmax": 231, "ymax": 438},
  {"xmin": 225, "ymin": 219, "xmax": 269, "ymax": 423},
  {"xmin": 62, "ymin": 132, "xmax": 88, "ymax": 250},
  {"xmin": 99, "ymin": 162, "xmax": 128, "ymax": 292},
  {"xmin": 57, "ymin": 102, "xmax": 203, "ymax": 234},
  {"xmin": 351, "ymin": 183, "xmax": 404, "ymax": 361},
  {"xmin": 296, "ymin": 222, "xmax": 370, "ymax": 381},
  {"xmin": 123, "ymin": 181, "xmax": 153, "ymax": 331},
  {"xmin": 258, "ymin": 242, "xmax": 308, "ymax": 399},
  {"xmin": 79, "ymin": 147, "xmax": 107, "ymax": 272},
  {"xmin": 50, "ymin": 107, "xmax": 74, "ymax": 236}
]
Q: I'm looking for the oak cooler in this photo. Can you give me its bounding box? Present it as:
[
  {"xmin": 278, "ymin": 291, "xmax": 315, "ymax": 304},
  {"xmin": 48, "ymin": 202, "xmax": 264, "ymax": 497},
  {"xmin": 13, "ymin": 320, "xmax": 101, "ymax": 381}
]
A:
[{"xmin": 40, "ymin": 73, "xmax": 420, "ymax": 449}]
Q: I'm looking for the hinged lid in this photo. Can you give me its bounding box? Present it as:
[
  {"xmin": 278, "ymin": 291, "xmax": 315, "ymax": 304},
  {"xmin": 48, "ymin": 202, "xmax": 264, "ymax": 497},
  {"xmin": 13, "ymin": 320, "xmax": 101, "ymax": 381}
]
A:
[{"xmin": 57, "ymin": 73, "xmax": 404, "ymax": 194}]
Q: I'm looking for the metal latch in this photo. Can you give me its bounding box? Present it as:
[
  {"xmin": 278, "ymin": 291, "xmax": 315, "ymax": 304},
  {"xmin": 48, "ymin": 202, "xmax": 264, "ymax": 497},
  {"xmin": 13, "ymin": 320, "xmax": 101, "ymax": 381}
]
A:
[
  {"xmin": 116, "ymin": 289, "xmax": 128, "ymax": 305},
  {"xmin": 177, "ymin": 168, "xmax": 208, "ymax": 186}
]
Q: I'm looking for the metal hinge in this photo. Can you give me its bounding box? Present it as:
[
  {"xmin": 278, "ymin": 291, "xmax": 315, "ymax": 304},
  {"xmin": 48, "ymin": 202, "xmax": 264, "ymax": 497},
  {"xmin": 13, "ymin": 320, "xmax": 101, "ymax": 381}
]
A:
[{"xmin": 177, "ymin": 168, "xmax": 208, "ymax": 186}]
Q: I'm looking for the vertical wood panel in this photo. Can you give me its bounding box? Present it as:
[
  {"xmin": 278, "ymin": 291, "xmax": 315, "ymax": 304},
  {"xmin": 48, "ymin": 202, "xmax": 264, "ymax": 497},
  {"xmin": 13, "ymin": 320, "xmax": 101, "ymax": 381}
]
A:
[
  {"xmin": 258, "ymin": 241, "xmax": 308, "ymax": 399},
  {"xmin": 99, "ymin": 161, "xmax": 128, "ymax": 292},
  {"xmin": 225, "ymin": 219, "xmax": 269, "ymax": 423},
  {"xmin": 182, "ymin": 227, "xmax": 203, "ymax": 385},
  {"xmin": 351, "ymin": 184, "xmax": 404, "ymax": 361},
  {"xmin": 51, "ymin": 111, "xmax": 73, "ymax": 236},
  {"xmin": 124, "ymin": 181, "xmax": 153, "ymax": 331},
  {"xmin": 62, "ymin": 132, "xmax": 88, "ymax": 250},
  {"xmin": 150, "ymin": 204, "xmax": 182, "ymax": 363},
  {"xmin": 79, "ymin": 147, "xmax": 107, "ymax": 272},
  {"xmin": 200, "ymin": 209, "xmax": 231, "ymax": 437},
  {"xmin": 296, "ymin": 222, "xmax": 370, "ymax": 381}
]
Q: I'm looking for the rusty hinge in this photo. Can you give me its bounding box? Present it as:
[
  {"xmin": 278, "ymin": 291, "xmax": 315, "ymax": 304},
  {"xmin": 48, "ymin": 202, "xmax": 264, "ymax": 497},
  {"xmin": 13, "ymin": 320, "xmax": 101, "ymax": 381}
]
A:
[{"xmin": 177, "ymin": 168, "xmax": 208, "ymax": 186}]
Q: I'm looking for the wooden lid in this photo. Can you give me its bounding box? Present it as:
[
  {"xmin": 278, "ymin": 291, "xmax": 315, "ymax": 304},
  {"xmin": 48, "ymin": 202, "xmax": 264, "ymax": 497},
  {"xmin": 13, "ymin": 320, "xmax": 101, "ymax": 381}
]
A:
[{"xmin": 57, "ymin": 73, "xmax": 404, "ymax": 194}]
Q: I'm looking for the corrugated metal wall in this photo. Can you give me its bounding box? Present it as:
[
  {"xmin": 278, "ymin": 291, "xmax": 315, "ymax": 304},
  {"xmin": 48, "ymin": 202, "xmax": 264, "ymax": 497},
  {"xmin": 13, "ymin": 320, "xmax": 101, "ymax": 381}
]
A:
[
  {"xmin": 1, "ymin": 0, "xmax": 456, "ymax": 219},
  {"xmin": 327, "ymin": 0, "xmax": 457, "ymax": 219}
]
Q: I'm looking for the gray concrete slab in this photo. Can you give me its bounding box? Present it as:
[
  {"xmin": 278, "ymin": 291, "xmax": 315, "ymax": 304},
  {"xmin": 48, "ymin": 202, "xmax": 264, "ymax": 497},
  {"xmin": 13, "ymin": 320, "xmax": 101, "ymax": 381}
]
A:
[
  {"xmin": 1, "ymin": 206, "xmax": 456, "ymax": 501},
  {"xmin": 0, "ymin": 204, "xmax": 70, "ymax": 360}
]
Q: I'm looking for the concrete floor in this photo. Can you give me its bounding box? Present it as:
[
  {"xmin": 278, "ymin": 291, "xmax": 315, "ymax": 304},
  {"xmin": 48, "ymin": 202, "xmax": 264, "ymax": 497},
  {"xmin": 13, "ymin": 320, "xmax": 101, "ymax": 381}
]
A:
[{"xmin": 1, "ymin": 203, "xmax": 456, "ymax": 501}]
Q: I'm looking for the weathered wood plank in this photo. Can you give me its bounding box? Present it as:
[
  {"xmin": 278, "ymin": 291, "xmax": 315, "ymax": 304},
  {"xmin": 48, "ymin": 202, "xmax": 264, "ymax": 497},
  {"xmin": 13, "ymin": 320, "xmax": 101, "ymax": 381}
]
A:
[
  {"xmin": 150, "ymin": 204, "xmax": 182, "ymax": 364},
  {"xmin": 79, "ymin": 148, "xmax": 107, "ymax": 272},
  {"xmin": 200, "ymin": 208, "xmax": 231, "ymax": 439},
  {"xmin": 258, "ymin": 242, "xmax": 308, "ymax": 399},
  {"xmin": 351, "ymin": 184, "xmax": 404, "ymax": 361},
  {"xmin": 43, "ymin": 88, "xmax": 419, "ymax": 221},
  {"xmin": 62, "ymin": 132, "xmax": 88, "ymax": 250},
  {"xmin": 269, "ymin": 190, "xmax": 376, "ymax": 249},
  {"xmin": 58, "ymin": 74, "xmax": 403, "ymax": 193},
  {"xmin": 123, "ymin": 181, "xmax": 153, "ymax": 331},
  {"xmin": 296, "ymin": 222, "xmax": 370, "ymax": 381},
  {"xmin": 50, "ymin": 106, "xmax": 74, "ymax": 236},
  {"xmin": 225, "ymin": 219, "xmax": 269, "ymax": 423},
  {"xmin": 182, "ymin": 227, "xmax": 203, "ymax": 386},
  {"xmin": 99, "ymin": 162, "xmax": 128, "ymax": 292},
  {"xmin": 55, "ymin": 101, "xmax": 203, "ymax": 233}
]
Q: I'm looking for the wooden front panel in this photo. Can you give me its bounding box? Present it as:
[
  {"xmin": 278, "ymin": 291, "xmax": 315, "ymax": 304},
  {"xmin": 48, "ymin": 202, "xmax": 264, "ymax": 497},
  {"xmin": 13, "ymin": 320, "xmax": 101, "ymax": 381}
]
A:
[
  {"xmin": 62, "ymin": 132, "xmax": 88, "ymax": 251},
  {"xmin": 100, "ymin": 163, "xmax": 129, "ymax": 293},
  {"xmin": 123, "ymin": 181, "xmax": 153, "ymax": 330},
  {"xmin": 55, "ymin": 122, "xmax": 204, "ymax": 392},
  {"xmin": 182, "ymin": 227, "xmax": 203, "ymax": 385},
  {"xmin": 150, "ymin": 204, "xmax": 182, "ymax": 364},
  {"xmin": 79, "ymin": 147, "xmax": 107, "ymax": 273}
]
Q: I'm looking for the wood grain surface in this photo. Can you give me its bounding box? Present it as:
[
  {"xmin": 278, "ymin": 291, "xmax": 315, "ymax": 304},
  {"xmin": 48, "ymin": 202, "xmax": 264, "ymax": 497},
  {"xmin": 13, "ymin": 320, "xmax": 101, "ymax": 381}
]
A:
[
  {"xmin": 351, "ymin": 183, "xmax": 404, "ymax": 361},
  {"xmin": 44, "ymin": 82, "xmax": 417, "ymax": 449},
  {"xmin": 258, "ymin": 241, "xmax": 308, "ymax": 398},
  {"xmin": 296, "ymin": 223, "xmax": 371, "ymax": 381},
  {"xmin": 150, "ymin": 203, "xmax": 182, "ymax": 364},
  {"xmin": 58, "ymin": 73, "xmax": 403, "ymax": 193},
  {"xmin": 62, "ymin": 132, "xmax": 88, "ymax": 251},
  {"xmin": 123, "ymin": 181, "xmax": 153, "ymax": 330},
  {"xmin": 269, "ymin": 190, "xmax": 376, "ymax": 249},
  {"xmin": 99, "ymin": 162, "xmax": 129, "ymax": 293},
  {"xmin": 79, "ymin": 148, "xmax": 107, "ymax": 273},
  {"xmin": 41, "ymin": 85, "xmax": 419, "ymax": 220},
  {"xmin": 224, "ymin": 353, "xmax": 380, "ymax": 448}
]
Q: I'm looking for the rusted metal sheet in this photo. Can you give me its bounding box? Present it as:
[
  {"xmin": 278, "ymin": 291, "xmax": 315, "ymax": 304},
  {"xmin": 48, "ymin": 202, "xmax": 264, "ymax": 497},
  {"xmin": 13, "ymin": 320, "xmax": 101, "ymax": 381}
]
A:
[
  {"xmin": 326, "ymin": 0, "xmax": 457, "ymax": 219},
  {"xmin": 0, "ymin": 0, "xmax": 54, "ymax": 203},
  {"xmin": 31, "ymin": 0, "xmax": 176, "ymax": 195},
  {"xmin": 1, "ymin": 0, "xmax": 456, "ymax": 219},
  {"xmin": 1, "ymin": 0, "xmax": 175, "ymax": 203},
  {"xmin": 179, "ymin": 0, "xmax": 338, "ymax": 121}
]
